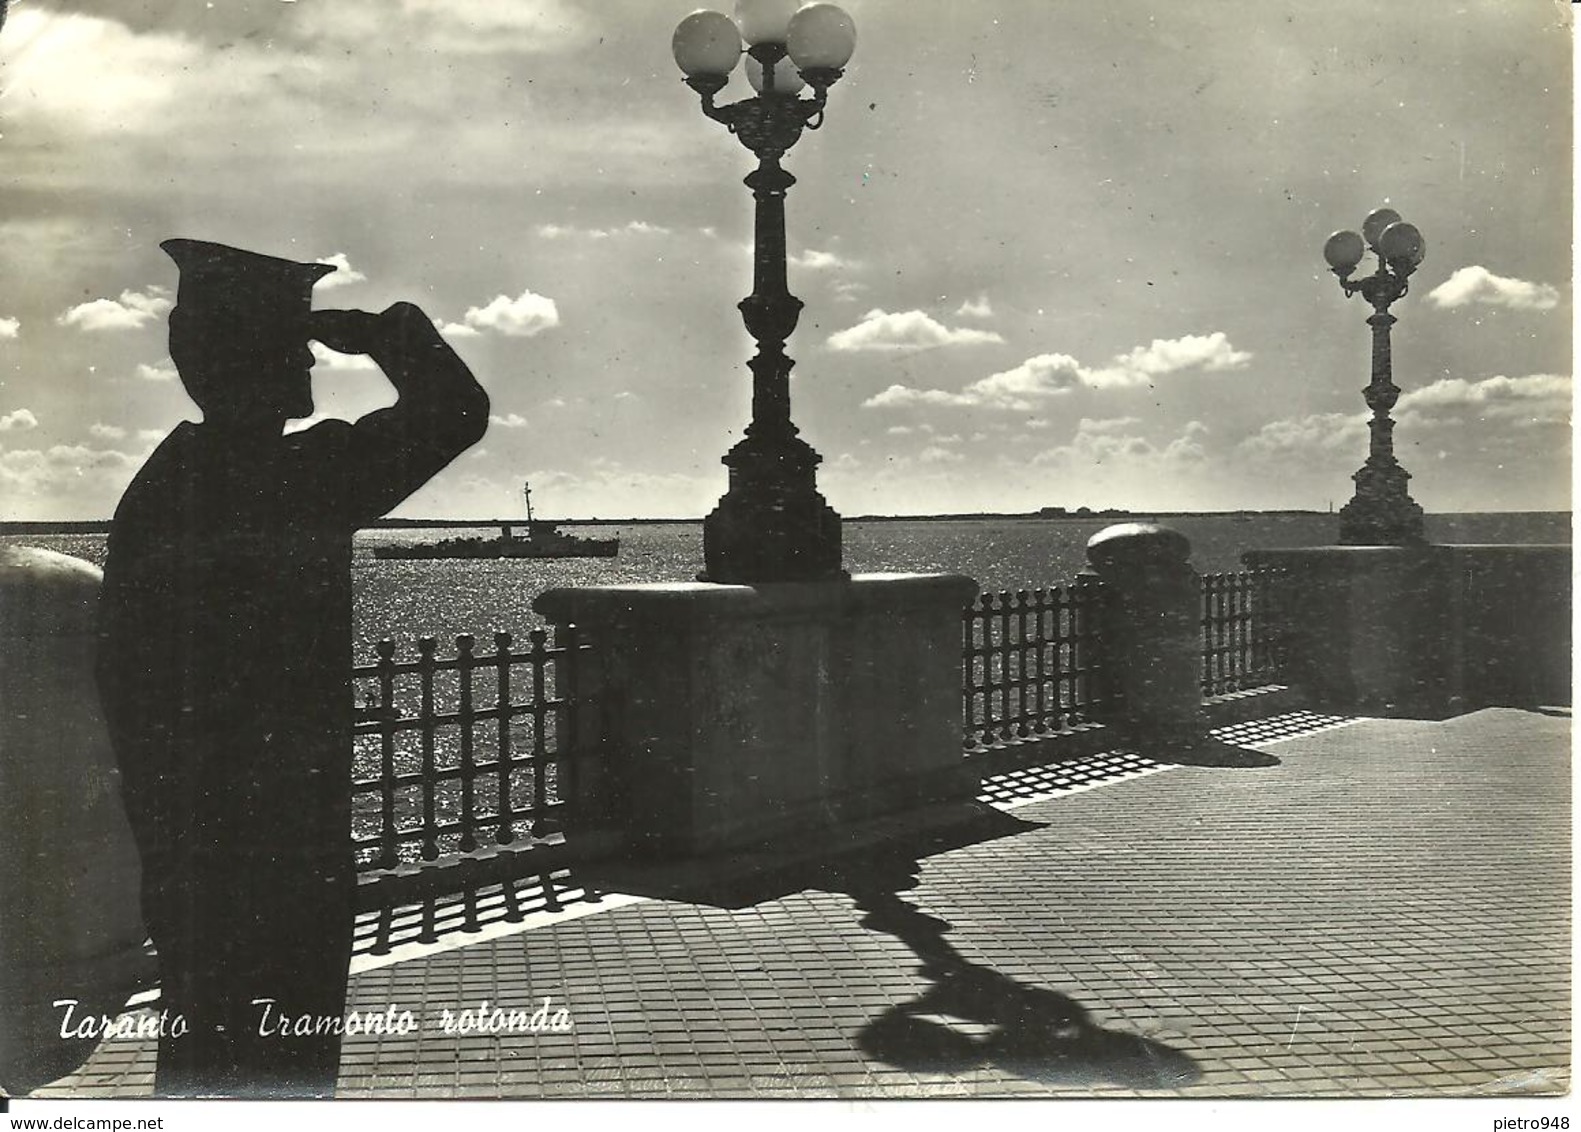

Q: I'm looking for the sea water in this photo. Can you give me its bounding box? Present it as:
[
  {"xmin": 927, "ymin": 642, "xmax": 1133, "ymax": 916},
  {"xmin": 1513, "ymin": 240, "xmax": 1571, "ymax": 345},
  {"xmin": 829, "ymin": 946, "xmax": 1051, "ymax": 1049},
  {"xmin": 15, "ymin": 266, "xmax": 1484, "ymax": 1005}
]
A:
[{"xmin": 9, "ymin": 511, "xmax": 1569, "ymax": 655}]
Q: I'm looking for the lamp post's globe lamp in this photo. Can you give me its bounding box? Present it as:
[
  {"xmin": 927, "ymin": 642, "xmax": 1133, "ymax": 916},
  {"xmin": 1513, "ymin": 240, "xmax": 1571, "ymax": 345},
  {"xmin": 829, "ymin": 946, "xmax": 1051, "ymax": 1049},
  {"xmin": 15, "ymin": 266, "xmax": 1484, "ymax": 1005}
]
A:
[
  {"xmin": 736, "ymin": 0, "xmax": 802, "ymax": 46},
  {"xmin": 1324, "ymin": 207, "xmax": 1429, "ymax": 546},
  {"xmin": 672, "ymin": 10, "xmax": 744, "ymax": 77},
  {"xmin": 744, "ymin": 51, "xmax": 807, "ymax": 95},
  {"xmin": 671, "ymin": 1, "xmax": 856, "ymax": 583}
]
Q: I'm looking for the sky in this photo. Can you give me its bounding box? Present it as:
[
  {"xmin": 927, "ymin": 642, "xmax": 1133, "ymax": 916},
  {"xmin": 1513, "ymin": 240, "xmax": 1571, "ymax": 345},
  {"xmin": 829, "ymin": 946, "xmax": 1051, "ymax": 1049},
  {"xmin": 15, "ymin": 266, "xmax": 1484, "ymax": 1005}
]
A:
[{"xmin": 0, "ymin": 0, "xmax": 1571, "ymax": 520}]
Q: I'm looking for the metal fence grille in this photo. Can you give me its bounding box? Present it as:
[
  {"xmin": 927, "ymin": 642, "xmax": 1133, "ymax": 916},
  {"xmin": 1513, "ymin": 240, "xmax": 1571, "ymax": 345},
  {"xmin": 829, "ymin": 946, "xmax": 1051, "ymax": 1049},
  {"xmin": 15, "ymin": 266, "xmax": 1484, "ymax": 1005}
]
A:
[
  {"xmin": 962, "ymin": 582, "xmax": 1107, "ymax": 750},
  {"xmin": 1200, "ymin": 569, "xmax": 1285, "ymax": 696},
  {"xmin": 350, "ymin": 626, "xmax": 597, "ymax": 875}
]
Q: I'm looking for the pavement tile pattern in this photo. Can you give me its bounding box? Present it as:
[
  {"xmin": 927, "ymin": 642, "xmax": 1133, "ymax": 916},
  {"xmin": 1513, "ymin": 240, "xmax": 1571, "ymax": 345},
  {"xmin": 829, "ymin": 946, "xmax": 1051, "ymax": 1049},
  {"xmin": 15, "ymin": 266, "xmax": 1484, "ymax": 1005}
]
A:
[{"xmin": 30, "ymin": 707, "xmax": 1571, "ymax": 1100}]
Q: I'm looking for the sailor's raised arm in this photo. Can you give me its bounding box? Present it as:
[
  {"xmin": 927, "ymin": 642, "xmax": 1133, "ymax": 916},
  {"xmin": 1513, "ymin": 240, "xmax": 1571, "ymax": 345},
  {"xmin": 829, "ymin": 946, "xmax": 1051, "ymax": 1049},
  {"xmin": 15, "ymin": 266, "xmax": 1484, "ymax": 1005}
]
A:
[{"xmin": 313, "ymin": 303, "xmax": 491, "ymax": 521}]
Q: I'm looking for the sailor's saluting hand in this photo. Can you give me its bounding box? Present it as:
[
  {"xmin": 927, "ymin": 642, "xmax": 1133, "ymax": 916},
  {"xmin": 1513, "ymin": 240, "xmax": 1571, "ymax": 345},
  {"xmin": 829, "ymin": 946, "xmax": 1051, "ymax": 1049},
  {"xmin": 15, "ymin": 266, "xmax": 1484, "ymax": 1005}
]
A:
[
  {"xmin": 308, "ymin": 307, "xmax": 383, "ymax": 357},
  {"xmin": 310, "ymin": 300, "xmax": 437, "ymax": 353},
  {"xmin": 309, "ymin": 301, "xmax": 483, "ymax": 415}
]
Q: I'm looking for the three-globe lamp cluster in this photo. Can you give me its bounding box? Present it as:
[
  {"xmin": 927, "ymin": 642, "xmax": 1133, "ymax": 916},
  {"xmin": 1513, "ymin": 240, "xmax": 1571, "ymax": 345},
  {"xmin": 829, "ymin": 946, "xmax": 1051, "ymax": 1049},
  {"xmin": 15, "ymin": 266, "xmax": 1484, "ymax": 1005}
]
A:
[
  {"xmin": 1323, "ymin": 207, "xmax": 1427, "ymax": 292},
  {"xmin": 673, "ymin": 0, "xmax": 856, "ymax": 99}
]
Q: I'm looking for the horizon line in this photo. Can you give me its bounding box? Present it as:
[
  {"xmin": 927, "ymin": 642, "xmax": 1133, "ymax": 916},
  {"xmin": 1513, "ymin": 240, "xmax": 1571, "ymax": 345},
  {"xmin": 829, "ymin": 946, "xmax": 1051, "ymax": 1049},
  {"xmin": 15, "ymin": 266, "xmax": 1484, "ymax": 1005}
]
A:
[{"xmin": 1, "ymin": 507, "xmax": 1571, "ymax": 534}]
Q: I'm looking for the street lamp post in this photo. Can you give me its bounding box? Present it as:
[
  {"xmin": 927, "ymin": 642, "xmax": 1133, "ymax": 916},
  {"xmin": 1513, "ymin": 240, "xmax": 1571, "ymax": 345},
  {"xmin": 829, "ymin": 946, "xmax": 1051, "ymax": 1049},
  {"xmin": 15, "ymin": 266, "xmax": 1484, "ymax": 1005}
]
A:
[
  {"xmin": 672, "ymin": 0, "xmax": 855, "ymax": 583},
  {"xmin": 1322, "ymin": 207, "xmax": 1428, "ymax": 546}
]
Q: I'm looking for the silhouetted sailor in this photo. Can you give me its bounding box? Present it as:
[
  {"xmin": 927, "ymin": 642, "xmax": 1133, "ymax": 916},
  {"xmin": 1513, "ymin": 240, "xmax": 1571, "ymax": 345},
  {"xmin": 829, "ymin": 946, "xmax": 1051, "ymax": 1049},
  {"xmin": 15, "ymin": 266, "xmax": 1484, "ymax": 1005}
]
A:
[{"xmin": 96, "ymin": 240, "xmax": 489, "ymax": 1097}]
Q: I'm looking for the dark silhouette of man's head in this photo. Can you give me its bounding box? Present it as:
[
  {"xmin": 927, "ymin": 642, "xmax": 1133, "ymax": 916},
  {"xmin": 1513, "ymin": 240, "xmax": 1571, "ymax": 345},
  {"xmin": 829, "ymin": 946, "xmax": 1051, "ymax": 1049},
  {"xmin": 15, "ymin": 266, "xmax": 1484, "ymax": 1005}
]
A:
[{"xmin": 162, "ymin": 239, "xmax": 336, "ymax": 428}]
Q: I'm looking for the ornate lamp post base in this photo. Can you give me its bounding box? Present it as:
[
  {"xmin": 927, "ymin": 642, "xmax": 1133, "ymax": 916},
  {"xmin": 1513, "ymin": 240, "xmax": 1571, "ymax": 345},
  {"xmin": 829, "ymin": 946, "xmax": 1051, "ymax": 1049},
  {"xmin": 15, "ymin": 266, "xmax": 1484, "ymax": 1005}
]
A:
[
  {"xmin": 702, "ymin": 432, "xmax": 844, "ymax": 583},
  {"xmin": 1338, "ymin": 459, "xmax": 1426, "ymax": 546}
]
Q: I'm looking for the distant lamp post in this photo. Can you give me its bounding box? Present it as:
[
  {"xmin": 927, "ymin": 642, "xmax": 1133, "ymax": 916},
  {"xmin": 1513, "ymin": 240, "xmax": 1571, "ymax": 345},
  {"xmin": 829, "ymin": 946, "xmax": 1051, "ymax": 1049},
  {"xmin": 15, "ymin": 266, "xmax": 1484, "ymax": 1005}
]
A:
[
  {"xmin": 1323, "ymin": 207, "xmax": 1428, "ymax": 546},
  {"xmin": 672, "ymin": 0, "xmax": 856, "ymax": 583}
]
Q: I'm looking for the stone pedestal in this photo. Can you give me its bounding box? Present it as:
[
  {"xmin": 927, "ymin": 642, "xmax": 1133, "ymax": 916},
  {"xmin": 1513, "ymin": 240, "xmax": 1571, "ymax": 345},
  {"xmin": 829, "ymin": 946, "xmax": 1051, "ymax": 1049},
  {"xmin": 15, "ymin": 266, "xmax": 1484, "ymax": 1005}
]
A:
[
  {"xmin": 1080, "ymin": 524, "xmax": 1204, "ymax": 749},
  {"xmin": 1244, "ymin": 544, "xmax": 1571, "ymax": 717},
  {"xmin": 533, "ymin": 573, "xmax": 979, "ymax": 858},
  {"xmin": 1, "ymin": 547, "xmax": 153, "ymax": 1096},
  {"xmin": 1243, "ymin": 546, "xmax": 1449, "ymax": 716}
]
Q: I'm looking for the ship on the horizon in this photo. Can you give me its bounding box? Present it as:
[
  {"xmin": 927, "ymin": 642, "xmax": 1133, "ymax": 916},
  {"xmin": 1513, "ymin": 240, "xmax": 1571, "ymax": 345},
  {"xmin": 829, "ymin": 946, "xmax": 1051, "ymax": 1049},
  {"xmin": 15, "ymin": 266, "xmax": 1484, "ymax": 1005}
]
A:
[{"xmin": 372, "ymin": 483, "xmax": 619, "ymax": 561}]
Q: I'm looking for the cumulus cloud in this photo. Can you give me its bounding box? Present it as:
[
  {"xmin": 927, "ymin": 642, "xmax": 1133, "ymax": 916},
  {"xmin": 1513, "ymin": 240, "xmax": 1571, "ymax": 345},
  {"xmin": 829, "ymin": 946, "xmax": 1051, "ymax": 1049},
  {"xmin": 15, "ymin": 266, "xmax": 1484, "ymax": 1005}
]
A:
[
  {"xmin": 0, "ymin": 317, "xmax": 19, "ymax": 339},
  {"xmin": 863, "ymin": 333, "xmax": 1251, "ymax": 411},
  {"xmin": 1078, "ymin": 416, "xmax": 1143, "ymax": 434},
  {"xmin": 135, "ymin": 360, "xmax": 178, "ymax": 382},
  {"xmin": 1080, "ymin": 332, "xmax": 1252, "ymax": 389},
  {"xmin": 489, "ymin": 413, "xmax": 529, "ymax": 428},
  {"xmin": 1239, "ymin": 374, "xmax": 1573, "ymax": 465},
  {"xmin": 864, "ymin": 353, "xmax": 1085, "ymax": 411},
  {"xmin": 790, "ymin": 249, "xmax": 853, "ymax": 270},
  {"xmin": 865, "ymin": 385, "xmax": 958, "ymax": 410},
  {"xmin": 57, "ymin": 287, "xmax": 172, "ymax": 332},
  {"xmin": 295, "ymin": 0, "xmax": 590, "ymax": 55},
  {"xmin": 0, "ymin": 443, "xmax": 145, "ymax": 512},
  {"xmin": 1238, "ymin": 412, "xmax": 1368, "ymax": 459},
  {"xmin": 536, "ymin": 220, "xmax": 671, "ymax": 240},
  {"xmin": 958, "ymin": 355, "xmax": 1089, "ymax": 409},
  {"xmin": 1, "ymin": 409, "xmax": 40, "ymax": 432},
  {"xmin": 454, "ymin": 289, "xmax": 561, "ymax": 338},
  {"xmin": 1396, "ymin": 373, "xmax": 1571, "ymax": 427},
  {"xmin": 917, "ymin": 445, "xmax": 966, "ymax": 464},
  {"xmin": 828, "ymin": 309, "xmax": 1005, "ymax": 352},
  {"xmin": 0, "ymin": 11, "xmax": 195, "ymax": 137},
  {"xmin": 1033, "ymin": 419, "xmax": 1210, "ymax": 470},
  {"xmin": 956, "ymin": 295, "xmax": 993, "ymax": 319},
  {"xmin": 315, "ymin": 253, "xmax": 368, "ymax": 289},
  {"xmin": 1236, "ymin": 373, "xmax": 1571, "ymax": 499},
  {"xmin": 89, "ymin": 423, "xmax": 127, "ymax": 440},
  {"xmin": 0, "ymin": 5, "xmax": 648, "ymax": 208},
  {"xmin": 1427, "ymin": 266, "xmax": 1561, "ymax": 311}
]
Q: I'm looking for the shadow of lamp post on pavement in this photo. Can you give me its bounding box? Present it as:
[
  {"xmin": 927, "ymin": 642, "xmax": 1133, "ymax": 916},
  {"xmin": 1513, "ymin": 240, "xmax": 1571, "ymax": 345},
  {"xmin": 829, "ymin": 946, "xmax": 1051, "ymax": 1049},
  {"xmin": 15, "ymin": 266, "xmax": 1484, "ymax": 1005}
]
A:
[{"xmin": 833, "ymin": 853, "xmax": 1202, "ymax": 1090}]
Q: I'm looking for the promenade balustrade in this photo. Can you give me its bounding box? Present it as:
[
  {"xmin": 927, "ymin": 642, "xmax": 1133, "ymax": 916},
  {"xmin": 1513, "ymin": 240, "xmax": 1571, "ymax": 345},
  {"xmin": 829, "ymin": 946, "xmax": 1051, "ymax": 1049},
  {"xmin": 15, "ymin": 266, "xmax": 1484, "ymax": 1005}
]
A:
[{"xmin": 349, "ymin": 568, "xmax": 1295, "ymax": 944}]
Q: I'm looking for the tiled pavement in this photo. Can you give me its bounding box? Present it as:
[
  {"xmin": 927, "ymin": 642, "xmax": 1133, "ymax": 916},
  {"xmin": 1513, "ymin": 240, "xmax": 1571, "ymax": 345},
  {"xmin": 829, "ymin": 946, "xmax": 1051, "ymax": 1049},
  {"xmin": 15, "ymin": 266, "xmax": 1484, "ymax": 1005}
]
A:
[{"xmin": 32, "ymin": 707, "xmax": 1571, "ymax": 1099}]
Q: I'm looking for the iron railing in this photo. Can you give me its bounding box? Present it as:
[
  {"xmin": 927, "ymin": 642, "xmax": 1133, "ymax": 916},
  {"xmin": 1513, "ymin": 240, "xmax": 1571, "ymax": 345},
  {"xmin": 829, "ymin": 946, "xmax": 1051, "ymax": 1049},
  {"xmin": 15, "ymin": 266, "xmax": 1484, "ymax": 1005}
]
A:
[
  {"xmin": 962, "ymin": 582, "xmax": 1107, "ymax": 751},
  {"xmin": 350, "ymin": 626, "xmax": 599, "ymax": 877},
  {"xmin": 1200, "ymin": 569, "xmax": 1286, "ymax": 697},
  {"xmin": 962, "ymin": 568, "xmax": 1290, "ymax": 752}
]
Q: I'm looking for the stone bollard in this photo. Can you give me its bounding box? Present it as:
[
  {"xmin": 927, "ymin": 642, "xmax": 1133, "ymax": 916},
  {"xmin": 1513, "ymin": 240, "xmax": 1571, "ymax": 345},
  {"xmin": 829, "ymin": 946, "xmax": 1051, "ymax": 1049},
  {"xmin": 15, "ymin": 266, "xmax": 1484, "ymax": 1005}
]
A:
[
  {"xmin": 0, "ymin": 547, "xmax": 153, "ymax": 1096},
  {"xmin": 1080, "ymin": 523, "xmax": 1204, "ymax": 751}
]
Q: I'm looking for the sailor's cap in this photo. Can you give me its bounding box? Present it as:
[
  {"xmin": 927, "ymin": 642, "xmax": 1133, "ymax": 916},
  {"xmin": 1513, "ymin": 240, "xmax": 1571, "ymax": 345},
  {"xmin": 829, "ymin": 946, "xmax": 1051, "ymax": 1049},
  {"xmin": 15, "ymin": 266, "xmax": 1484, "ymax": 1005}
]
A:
[{"xmin": 160, "ymin": 239, "xmax": 336, "ymax": 314}]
